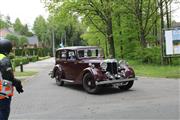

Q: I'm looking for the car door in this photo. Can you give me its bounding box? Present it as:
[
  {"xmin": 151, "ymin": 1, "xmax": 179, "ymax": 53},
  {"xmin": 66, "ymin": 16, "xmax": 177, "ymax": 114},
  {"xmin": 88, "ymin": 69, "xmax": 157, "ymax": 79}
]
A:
[
  {"xmin": 56, "ymin": 49, "xmax": 68, "ymax": 78},
  {"xmin": 65, "ymin": 50, "xmax": 78, "ymax": 80}
]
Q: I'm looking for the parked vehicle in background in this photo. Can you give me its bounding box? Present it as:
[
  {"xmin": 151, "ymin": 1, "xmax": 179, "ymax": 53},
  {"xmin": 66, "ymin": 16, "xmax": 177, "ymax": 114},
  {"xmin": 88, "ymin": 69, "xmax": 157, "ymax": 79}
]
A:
[{"xmin": 50, "ymin": 46, "xmax": 137, "ymax": 94}]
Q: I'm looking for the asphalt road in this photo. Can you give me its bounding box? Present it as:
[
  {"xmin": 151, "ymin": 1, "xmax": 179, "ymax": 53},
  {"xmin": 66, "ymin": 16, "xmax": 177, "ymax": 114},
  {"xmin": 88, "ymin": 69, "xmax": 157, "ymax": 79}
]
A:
[{"xmin": 10, "ymin": 58, "xmax": 179, "ymax": 120}]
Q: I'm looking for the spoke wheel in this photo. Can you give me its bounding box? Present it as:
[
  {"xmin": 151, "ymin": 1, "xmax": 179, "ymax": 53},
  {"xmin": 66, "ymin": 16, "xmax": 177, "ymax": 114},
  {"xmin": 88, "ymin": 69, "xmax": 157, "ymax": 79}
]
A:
[
  {"xmin": 83, "ymin": 73, "xmax": 99, "ymax": 94},
  {"xmin": 55, "ymin": 70, "xmax": 64, "ymax": 86}
]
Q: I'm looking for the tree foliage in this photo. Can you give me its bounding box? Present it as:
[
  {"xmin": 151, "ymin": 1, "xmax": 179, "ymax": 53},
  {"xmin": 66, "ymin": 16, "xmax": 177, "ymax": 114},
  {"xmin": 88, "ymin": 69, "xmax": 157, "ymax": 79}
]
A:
[
  {"xmin": 60, "ymin": 0, "xmax": 116, "ymax": 57},
  {"xmin": 44, "ymin": 3, "xmax": 86, "ymax": 48},
  {"xmin": 19, "ymin": 36, "xmax": 28, "ymax": 47},
  {"xmin": 42, "ymin": 0, "xmax": 180, "ymax": 64},
  {"xmin": 0, "ymin": 19, "xmax": 8, "ymax": 29},
  {"xmin": 13, "ymin": 18, "xmax": 23, "ymax": 33},
  {"xmin": 33, "ymin": 15, "xmax": 48, "ymax": 47},
  {"xmin": 0, "ymin": 14, "xmax": 11, "ymax": 29},
  {"xmin": 5, "ymin": 34, "xmax": 28, "ymax": 48},
  {"xmin": 5, "ymin": 34, "xmax": 19, "ymax": 46},
  {"xmin": 13, "ymin": 18, "xmax": 33, "ymax": 37}
]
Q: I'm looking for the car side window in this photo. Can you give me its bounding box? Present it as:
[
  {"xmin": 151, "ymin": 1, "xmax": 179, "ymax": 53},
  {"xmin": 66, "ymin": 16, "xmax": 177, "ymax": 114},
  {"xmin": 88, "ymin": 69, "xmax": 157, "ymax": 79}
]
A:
[
  {"xmin": 87, "ymin": 50, "xmax": 92, "ymax": 57},
  {"xmin": 56, "ymin": 50, "xmax": 61, "ymax": 58},
  {"xmin": 78, "ymin": 50, "xmax": 84, "ymax": 58},
  {"xmin": 67, "ymin": 50, "xmax": 76, "ymax": 60},
  {"xmin": 60, "ymin": 50, "xmax": 67, "ymax": 60}
]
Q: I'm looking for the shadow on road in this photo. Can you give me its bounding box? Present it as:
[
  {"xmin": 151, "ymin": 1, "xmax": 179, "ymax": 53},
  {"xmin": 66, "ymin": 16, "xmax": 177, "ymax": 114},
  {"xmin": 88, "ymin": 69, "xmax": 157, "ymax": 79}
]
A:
[{"xmin": 53, "ymin": 82, "xmax": 135, "ymax": 95}]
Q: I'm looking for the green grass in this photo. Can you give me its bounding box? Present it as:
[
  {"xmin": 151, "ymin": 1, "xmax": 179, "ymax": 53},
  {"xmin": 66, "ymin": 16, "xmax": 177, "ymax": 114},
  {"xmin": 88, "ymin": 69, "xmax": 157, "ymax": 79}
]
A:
[
  {"xmin": 15, "ymin": 71, "xmax": 38, "ymax": 77},
  {"xmin": 39, "ymin": 56, "xmax": 51, "ymax": 61},
  {"xmin": 128, "ymin": 61, "xmax": 180, "ymax": 78}
]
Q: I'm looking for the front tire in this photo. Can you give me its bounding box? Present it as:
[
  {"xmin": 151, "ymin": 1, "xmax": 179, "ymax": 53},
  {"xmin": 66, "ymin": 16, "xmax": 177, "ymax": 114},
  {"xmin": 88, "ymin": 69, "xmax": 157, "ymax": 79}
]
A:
[
  {"xmin": 55, "ymin": 70, "xmax": 64, "ymax": 86},
  {"xmin": 118, "ymin": 81, "xmax": 134, "ymax": 90},
  {"xmin": 83, "ymin": 73, "xmax": 99, "ymax": 94}
]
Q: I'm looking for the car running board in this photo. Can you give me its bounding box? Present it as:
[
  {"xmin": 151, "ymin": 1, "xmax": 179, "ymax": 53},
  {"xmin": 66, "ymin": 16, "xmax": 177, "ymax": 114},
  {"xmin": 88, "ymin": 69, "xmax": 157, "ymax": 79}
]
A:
[{"xmin": 61, "ymin": 79, "xmax": 74, "ymax": 83}]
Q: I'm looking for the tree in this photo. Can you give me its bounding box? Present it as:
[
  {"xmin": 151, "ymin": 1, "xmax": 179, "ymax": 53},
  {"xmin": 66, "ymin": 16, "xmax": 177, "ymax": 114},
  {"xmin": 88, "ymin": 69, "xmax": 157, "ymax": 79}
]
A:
[
  {"xmin": 13, "ymin": 18, "xmax": 23, "ymax": 33},
  {"xmin": 46, "ymin": 4, "xmax": 86, "ymax": 48},
  {"xmin": 121, "ymin": 0, "xmax": 161, "ymax": 48},
  {"xmin": 5, "ymin": 34, "xmax": 19, "ymax": 47},
  {"xmin": 19, "ymin": 36, "xmax": 28, "ymax": 47},
  {"xmin": 13, "ymin": 18, "xmax": 33, "ymax": 37},
  {"xmin": 5, "ymin": 15, "xmax": 11, "ymax": 26},
  {"xmin": 0, "ymin": 14, "xmax": 11, "ymax": 29},
  {"xmin": 44, "ymin": 0, "xmax": 116, "ymax": 58},
  {"xmin": 22, "ymin": 24, "xmax": 29, "ymax": 35},
  {"xmin": 0, "ymin": 19, "xmax": 8, "ymax": 29},
  {"xmin": 33, "ymin": 15, "xmax": 48, "ymax": 47},
  {"xmin": 42, "ymin": 0, "xmax": 178, "ymax": 64}
]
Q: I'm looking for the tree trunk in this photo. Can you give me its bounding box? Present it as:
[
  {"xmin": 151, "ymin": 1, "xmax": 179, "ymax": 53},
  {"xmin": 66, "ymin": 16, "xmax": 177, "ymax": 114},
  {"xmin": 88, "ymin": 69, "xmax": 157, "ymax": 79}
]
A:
[
  {"xmin": 117, "ymin": 14, "xmax": 123, "ymax": 59},
  {"xmin": 160, "ymin": 0, "xmax": 165, "ymax": 65},
  {"xmin": 154, "ymin": 0, "xmax": 158, "ymax": 45},
  {"xmin": 165, "ymin": 0, "xmax": 170, "ymax": 28},
  {"xmin": 107, "ymin": 17, "xmax": 115, "ymax": 58},
  {"xmin": 105, "ymin": 38, "xmax": 108, "ymax": 57},
  {"xmin": 140, "ymin": 28, "xmax": 147, "ymax": 48},
  {"xmin": 135, "ymin": 0, "xmax": 147, "ymax": 48}
]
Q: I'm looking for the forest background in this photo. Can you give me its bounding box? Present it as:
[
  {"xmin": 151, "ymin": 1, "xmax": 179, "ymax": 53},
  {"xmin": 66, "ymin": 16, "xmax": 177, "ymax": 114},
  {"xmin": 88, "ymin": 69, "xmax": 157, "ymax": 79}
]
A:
[{"xmin": 1, "ymin": 0, "xmax": 180, "ymax": 69}]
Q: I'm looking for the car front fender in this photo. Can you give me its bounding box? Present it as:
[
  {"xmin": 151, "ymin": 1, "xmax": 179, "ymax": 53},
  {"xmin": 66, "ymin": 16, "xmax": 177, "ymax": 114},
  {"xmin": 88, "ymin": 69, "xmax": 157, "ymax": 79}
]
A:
[
  {"xmin": 80, "ymin": 67, "xmax": 105, "ymax": 81},
  {"xmin": 125, "ymin": 67, "xmax": 135, "ymax": 78}
]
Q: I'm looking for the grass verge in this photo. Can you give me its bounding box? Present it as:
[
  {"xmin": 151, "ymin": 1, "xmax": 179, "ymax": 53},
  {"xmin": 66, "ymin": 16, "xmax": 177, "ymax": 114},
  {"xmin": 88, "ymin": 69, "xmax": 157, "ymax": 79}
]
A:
[
  {"xmin": 15, "ymin": 71, "xmax": 38, "ymax": 77},
  {"xmin": 39, "ymin": 56, "xmax": 51, "ymax": 61},
  {"xmin": 128, "ymin": 60, "xmax": 180, "ymax": 78}
]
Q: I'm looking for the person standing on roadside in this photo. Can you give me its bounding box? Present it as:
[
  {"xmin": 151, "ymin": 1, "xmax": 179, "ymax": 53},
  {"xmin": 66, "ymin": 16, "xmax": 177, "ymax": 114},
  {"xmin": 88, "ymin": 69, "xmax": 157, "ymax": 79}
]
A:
[{"xmin": 0, "ymin": 39, "xmax": 24, "ymax": 120}]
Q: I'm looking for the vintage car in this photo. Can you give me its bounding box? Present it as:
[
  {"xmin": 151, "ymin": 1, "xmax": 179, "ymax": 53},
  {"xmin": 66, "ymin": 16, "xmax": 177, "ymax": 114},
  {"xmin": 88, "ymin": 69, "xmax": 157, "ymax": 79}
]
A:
[{"xmin": 50, "ymin": 46, "xmax": 137, "ymax": 93}]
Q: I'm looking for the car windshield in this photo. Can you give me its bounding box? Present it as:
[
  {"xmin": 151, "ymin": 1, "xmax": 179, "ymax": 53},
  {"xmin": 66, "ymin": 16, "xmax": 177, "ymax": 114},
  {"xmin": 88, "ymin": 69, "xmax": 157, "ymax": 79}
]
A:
[{"xmin": 78, "ymin": 49, "xmax": 103, "ymax": 58}]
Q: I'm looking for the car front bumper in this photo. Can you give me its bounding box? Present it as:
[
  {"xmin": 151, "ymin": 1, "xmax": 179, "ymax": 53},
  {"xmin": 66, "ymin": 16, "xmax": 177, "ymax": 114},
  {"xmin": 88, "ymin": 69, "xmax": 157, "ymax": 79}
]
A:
[{"xmin": 95, "ymin": 77, "xmax": 138, "ymax": 85}]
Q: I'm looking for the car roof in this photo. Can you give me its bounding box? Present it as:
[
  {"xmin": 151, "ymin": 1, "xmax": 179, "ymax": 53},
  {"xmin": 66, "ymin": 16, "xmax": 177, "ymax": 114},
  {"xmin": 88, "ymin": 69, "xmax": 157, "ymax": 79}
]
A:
[{"xmin": 56, "ymin": 46, "xmax": 99, "ymax": 51}]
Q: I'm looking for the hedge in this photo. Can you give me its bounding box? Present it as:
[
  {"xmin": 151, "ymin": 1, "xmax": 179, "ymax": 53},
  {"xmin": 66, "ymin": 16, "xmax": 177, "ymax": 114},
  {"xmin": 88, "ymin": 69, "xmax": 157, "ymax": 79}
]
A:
[
  {"xmin": 123, "ymin": 46, "xmax": 180, "ymax": 65},
  {"xmin": 14, "ymin": 48, "xmax": 52, "ymax": 57},
  {"xmin": 11, "ymin": 56, "xmax": 39, "ymax": 70}
]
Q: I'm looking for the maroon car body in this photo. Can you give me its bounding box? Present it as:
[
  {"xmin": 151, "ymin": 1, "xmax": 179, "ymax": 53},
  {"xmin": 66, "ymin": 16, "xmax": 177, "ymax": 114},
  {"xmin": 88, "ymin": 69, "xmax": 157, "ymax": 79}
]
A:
[{"xmin": 50, "ymin": 46, "xmax": 137, "ymax": 93}]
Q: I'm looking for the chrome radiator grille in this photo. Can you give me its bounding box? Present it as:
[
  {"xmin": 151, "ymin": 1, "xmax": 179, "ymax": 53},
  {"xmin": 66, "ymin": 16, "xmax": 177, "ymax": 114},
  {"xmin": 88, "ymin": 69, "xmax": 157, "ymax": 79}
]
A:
[{"xmin": 107, "ymin": 62, "xmax": 118, "ymax": 74}]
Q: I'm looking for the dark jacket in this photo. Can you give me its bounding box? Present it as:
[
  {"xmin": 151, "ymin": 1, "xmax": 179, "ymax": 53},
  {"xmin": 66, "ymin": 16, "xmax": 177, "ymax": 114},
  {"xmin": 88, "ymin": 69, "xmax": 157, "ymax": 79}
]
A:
[
  {"xmin": 0, "ymin": 56, "xmax": 14, "ymax": 81},
  {"xmin": 0, "ymin": 54, "xmax": 23, "ymax": 93}
]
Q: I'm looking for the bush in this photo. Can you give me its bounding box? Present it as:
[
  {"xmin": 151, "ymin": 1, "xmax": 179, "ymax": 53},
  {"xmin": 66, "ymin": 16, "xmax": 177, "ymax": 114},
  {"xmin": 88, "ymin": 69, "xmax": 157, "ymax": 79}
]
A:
[
  {"xmin": 12, "ymin": 57, "xmax": 29, "ymax": 67},
  {"xmin": 28, "ymin": 56, "xmax": 39, "ymax": 62},
  {"xmin": 122, "ymin": 46, "xmax": 179, "ymax": 65},
  {"xmin": 135, "ymin": 47, "xmax": 161, "ymax": 64},
  {"xmin": 14, "ymin": 48, "xmax": 52, "ymax": 57},
  {"xmin": 171, "ymin": 57, "xmax": 180, "ymax": 65},
  {"xmin": 12, "ymin": 56, "xmax": 39, "ymax": 68},
  {"xmin": 8, "ymin": 53, "xmax": 15, "ymax": 59}
]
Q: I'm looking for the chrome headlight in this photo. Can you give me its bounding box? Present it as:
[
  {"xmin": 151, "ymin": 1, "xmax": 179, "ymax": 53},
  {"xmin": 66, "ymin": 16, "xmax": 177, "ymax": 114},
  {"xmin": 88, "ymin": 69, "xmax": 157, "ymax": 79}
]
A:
[
  {"xmin": 119, "ymin": 60, "xmax": 128, "ymax": 68},
  {"xmin": 100, "ymin": 62, "xmax": 107, "ymax": 71},
  {"xmin": 89, "ymin": 63, "xmax": 95, "ymax": 68}
]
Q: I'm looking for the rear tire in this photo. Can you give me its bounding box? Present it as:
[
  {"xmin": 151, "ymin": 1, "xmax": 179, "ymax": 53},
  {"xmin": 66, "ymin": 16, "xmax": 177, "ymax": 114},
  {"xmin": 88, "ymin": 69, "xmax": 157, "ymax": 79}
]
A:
[
  {"xmin": 55, "ymin": 69, "xmax": 64, "ymax": 86},
  {"xmin": 118, "ymin": 81, "xmax": 134, "ymax": 90},
  {"xmin": 83, "ymin": 73, "xmax": 99, "ymax": 94}
]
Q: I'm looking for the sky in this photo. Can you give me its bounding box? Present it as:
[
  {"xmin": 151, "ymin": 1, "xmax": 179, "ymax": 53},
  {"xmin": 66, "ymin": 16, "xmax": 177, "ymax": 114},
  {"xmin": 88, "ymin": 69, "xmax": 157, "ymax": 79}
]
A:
[
  {"xmin": 0, "ymin": 0, "xmax": 179, "ymax": 29},
  {"xmin": 0, "ymin": 0, "xmax": 49, "ymax": 29},
  {"xmin": 171, "ymin": 2, "xmax": 180, "ymax": 22}
]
